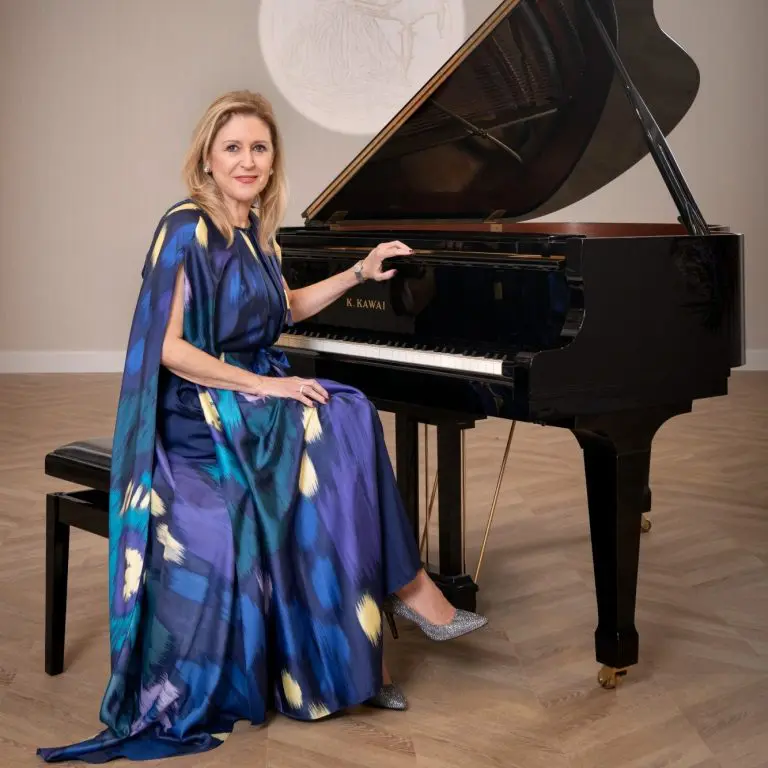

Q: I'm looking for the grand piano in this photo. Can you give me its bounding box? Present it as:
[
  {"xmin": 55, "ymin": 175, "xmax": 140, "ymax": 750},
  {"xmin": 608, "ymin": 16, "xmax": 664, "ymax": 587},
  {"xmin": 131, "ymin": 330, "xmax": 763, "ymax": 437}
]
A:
[{"xmin": 274, "ymin": 0, "xmax": 745, "ymax": 688}]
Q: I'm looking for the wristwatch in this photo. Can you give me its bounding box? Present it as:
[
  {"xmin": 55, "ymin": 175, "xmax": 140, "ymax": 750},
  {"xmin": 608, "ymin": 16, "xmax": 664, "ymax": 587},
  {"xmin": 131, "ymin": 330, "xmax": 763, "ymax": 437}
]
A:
[{"xmin": 353, "ymin": 260, "xmax": 367, "ymax": 284}]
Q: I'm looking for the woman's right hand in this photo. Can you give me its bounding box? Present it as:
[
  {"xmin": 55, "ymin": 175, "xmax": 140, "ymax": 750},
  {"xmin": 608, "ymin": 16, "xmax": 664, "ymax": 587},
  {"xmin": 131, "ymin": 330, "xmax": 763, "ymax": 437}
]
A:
[{"xmin": 255, "ymin": 375, "xmax": 329, "ymax": 406}]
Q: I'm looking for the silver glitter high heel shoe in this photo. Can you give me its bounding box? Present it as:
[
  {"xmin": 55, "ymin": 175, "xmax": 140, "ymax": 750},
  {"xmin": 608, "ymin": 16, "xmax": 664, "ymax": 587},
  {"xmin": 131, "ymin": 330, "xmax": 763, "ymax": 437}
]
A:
[
  {"xmin": 383, "ymin": 594, "xmax": 488, "ymax": 642},
  {"xmin": 365, "ymin": 682, "xmax": 408, "ymax": 711}
]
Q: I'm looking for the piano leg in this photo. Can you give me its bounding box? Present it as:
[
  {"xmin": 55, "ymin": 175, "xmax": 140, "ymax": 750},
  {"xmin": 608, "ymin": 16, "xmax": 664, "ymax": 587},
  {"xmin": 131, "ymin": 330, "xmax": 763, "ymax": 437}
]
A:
[
  {"xmin": 395, "ymin": 413, "xmax": 420, "ymax": 543},
  {"xmin": 641, "ymin": 456, "xmax": 653, "ymax": 533},
  {"xmin": 428, "ymin": 421, "xmax": 479, "ymax": 612},
  {"xmin": 572, "ymin": 404, "xmax": 688, "ymax": 688}
]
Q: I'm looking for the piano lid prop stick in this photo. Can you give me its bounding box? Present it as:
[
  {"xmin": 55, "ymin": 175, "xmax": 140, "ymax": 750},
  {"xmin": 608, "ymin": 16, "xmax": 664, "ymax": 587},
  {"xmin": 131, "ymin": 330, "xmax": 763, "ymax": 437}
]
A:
[
  {"xmin": 419, "ymin": 471, "xmax": 439, "ymax": 558},
  {"xmin": 582, "ymin": 0, "xmax": 709, "ymax": 237}
]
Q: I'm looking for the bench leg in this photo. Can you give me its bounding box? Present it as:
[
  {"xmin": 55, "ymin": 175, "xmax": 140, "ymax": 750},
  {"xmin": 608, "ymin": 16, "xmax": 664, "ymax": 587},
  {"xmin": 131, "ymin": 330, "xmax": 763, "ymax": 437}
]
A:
[{"xmin": 45, "ymin": 493, "xmax": 70, "ymax": 676}]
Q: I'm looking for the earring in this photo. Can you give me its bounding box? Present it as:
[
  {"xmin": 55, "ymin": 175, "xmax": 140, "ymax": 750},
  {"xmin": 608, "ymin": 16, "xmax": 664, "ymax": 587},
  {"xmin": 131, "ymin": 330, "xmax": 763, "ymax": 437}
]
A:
[{"xmin": 203, "ymin": 165, "xmax": 211, "ymax": 174}]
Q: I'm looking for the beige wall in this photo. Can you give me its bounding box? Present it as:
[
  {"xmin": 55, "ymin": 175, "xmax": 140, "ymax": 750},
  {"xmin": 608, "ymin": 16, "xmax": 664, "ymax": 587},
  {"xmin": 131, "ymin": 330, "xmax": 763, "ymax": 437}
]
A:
[{"xmin": 0, "ymin": 0, "xmax": 765, "ymax": 370}]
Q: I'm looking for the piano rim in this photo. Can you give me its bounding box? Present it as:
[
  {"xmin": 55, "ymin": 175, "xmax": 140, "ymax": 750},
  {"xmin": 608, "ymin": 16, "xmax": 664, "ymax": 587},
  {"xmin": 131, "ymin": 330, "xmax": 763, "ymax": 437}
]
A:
[{"xmin": 314, "ymin": 221, "xmax": 733, "ymax": 237}]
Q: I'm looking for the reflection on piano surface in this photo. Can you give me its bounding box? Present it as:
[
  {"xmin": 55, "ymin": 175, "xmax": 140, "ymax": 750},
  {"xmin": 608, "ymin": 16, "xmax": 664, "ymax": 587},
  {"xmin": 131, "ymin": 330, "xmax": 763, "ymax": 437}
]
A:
[{"xmin": 275, "ymin": 0, "xmax": 745, "ymax": 688}]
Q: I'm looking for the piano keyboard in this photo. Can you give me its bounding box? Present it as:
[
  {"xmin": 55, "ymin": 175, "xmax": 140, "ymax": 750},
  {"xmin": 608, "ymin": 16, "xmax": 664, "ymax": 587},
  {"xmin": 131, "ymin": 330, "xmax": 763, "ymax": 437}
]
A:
[{"xmin": 275, "ymin": 333, "xmax": 505, "ymax": 376}]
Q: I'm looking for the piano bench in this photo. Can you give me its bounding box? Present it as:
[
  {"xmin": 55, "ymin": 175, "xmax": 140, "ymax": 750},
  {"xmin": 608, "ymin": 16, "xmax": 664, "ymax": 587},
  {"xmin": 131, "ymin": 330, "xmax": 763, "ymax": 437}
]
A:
[{"xmin": 44, "ymin": 437, "xmax": 112, "ymax": 676}]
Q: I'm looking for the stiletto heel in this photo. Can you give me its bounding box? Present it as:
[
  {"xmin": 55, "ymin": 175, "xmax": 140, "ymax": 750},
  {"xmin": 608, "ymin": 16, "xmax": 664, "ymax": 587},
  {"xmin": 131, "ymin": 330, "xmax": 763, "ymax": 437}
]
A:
[
  {"xmin": 382, "ymin": 594, "xmax": 488, "ymax": 642},
  {"xmin": 384, "ymin": 611, "xmax": 399, "ymax": 640}
]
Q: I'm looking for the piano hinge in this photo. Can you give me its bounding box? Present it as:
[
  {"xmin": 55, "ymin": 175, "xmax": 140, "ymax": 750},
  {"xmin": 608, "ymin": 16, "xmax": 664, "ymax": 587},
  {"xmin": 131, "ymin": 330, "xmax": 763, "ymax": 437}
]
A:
[{"xmin": 485, "ymin": 210, "xmax": 506, "ymax": 232}]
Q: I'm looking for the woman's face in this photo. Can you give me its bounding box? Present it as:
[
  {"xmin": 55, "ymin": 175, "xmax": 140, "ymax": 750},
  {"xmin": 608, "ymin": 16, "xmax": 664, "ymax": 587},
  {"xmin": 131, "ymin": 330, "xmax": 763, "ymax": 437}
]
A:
[{"xmin": 207, "ymin": 113, "xmax": 274, "ymax": 208}]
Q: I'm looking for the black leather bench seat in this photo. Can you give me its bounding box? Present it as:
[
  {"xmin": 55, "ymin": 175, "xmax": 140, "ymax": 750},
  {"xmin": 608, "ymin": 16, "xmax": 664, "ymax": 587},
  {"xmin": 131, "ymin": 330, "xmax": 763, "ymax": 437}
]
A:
[
  {"xmin": 44, "ymin": 436, "xmax": 113, "ymax": 675},
  {"xmin": 45, "ymin": 437, "xmax": 113, "ymax": 491}
]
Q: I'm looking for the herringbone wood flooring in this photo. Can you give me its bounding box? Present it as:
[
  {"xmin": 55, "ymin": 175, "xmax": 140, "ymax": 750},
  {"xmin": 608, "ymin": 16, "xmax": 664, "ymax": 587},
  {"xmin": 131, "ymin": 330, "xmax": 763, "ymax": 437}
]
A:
[{"xmin": 0, "ymin": 372, "xmax": 766, "ymax": 767}]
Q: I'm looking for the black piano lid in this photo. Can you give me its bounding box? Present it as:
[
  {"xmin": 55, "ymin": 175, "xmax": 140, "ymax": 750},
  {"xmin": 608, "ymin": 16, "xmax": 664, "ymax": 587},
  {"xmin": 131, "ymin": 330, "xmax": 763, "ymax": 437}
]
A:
[{"xmin": 301, "ymin": 0, "xmax": 700, "ymax": 227}]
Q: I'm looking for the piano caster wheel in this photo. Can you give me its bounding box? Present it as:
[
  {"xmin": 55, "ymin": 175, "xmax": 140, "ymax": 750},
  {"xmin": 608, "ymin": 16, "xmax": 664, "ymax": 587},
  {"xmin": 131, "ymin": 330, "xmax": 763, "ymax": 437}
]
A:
[
  {"xmin": 597, "ymin": 666, "xmax": 628, "ymax": 690},
  {"xmin": 641, "ymin": 514, "xmax": 652, "ymax": 533}
]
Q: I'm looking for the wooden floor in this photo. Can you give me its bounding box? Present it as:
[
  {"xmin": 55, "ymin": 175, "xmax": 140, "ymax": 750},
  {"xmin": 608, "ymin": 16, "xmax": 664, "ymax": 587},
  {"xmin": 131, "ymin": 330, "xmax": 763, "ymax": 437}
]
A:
[{"xmin": 1, "ymin": 371, "xmax": 767, "ymax": 768}]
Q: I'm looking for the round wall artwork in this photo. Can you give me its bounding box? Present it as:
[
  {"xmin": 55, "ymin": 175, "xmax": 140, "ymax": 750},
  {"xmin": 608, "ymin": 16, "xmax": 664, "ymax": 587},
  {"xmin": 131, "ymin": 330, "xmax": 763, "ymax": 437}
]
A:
[{"xmin": 259, "ymin": 0, "xmax": 466, "ymax": 134}]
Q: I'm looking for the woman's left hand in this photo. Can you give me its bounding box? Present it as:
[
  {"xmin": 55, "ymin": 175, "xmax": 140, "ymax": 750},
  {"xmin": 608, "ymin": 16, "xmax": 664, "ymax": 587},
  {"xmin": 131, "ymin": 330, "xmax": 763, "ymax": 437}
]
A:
[{"xmin": 361, "ymin": 240, "xmax": 413, "ymax": 282}]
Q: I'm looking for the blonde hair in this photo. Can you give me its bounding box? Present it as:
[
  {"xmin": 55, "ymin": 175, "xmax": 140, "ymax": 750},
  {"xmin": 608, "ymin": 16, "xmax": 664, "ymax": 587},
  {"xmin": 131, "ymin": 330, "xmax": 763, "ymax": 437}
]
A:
[{"xmin": 182, "ymin": 90, "xmax": 288, "ymax": 254}]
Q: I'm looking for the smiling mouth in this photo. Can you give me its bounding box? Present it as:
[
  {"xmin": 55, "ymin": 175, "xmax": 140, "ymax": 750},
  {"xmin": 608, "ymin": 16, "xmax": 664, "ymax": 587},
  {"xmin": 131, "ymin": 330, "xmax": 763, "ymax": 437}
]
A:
[{"xmin": 235, "ymin": 176, "xmax": 258, "ymax": 184}]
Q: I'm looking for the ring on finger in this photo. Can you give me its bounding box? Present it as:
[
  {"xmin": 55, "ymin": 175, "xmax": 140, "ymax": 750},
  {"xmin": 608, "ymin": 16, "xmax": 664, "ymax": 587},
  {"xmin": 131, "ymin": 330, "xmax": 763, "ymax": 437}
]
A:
[{"xmin": 300, "ymin": 385, "xmax": 307, "ymax": 396}]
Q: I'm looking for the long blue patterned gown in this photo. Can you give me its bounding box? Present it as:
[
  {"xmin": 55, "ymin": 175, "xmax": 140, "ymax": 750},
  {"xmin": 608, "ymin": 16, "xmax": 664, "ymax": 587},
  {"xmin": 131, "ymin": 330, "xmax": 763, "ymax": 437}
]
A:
[{"xmin": 38, "ymin": 201, "xmax": 422, "ymax": 762}]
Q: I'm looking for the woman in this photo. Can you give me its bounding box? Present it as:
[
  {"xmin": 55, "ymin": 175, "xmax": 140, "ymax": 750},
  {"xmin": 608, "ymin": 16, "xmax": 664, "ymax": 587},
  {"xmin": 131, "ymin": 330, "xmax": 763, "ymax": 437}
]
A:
[{"xmin": 38, "ymin": 90, "xmax": 487, "ymax": 763}]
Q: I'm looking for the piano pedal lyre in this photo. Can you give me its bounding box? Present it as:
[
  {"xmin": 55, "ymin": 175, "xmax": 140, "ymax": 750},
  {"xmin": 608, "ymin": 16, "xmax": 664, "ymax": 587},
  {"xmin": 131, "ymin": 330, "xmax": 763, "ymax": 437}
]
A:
[
  {"xmin": 419, "ymin": 426, "xmax": 439, "ymax": 565},
  {"xmin": 419, "ymin": 473, "xmax": 439, "ymax": 560},
  {"xmin": 474, "ymin": 421, "xmax": 517, "ymax": 584}
]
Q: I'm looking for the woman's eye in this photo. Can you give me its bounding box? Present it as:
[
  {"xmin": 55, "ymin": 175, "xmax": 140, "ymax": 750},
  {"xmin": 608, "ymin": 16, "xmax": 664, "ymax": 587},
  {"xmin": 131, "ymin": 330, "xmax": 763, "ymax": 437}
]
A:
[
  {"xmin": 226, "ymin": 145, "xmax": 238, "ymax": 152},
  {"xmin": 253, "ymin": 144, "xmax": 266, "ymax": 152}
]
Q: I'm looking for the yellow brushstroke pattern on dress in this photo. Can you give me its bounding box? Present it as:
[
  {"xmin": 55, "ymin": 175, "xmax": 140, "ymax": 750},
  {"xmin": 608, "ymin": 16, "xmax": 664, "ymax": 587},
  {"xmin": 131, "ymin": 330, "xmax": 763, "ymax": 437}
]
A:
[
  {"xmin": 150, "ymin": 488, "xmax": 166, "ymax": 517},
  {"xmin": 120, "ymin": 480, "xmax": 134, "ymax": 516},
  {"xmin": 166, "ymin": 202, "xmax": 199, "ymax": 215},
  {"xmin": 156, "ymin": 523, "xmax": 185, "ymax": 565},
  {"xmin": 130, "ymin": 484, "xmax": 145, "ymax": 510},
  {"xmin": 308, "ymin": 703, "xmax": 330, "ymax": 720},
  {"xmin": 281, "ymin": 671, "xmax": 303, "ymax": 709},
  {"xmin": 272, "ymin": 238, "xmax": 292, "ymax": 307},
  {"xmin": 123, "ymin": 548, "xmax": 143, "ymax": 600},
  {"xmin": 302, "ymin": 406, "xmax": 322, "ymax": 443},
  {"xmin": 195, "ymin": 216, "xmax": 208, "ymax": 250},
  {"xmin": 240, "ymin": 230, "xmax": 257, "ymax": 259},
  {"xmin": 198, "ymin": 391, "xmax": 222, "ymax": 431},
  {"xmin": 299, "ymin": 452, "xmax": 318, "ymax": 498},
  {"xmin": 356, "ymin": 593, "xmax": 381, "ymax": 645},
  {"xmin": 150, "ymin": 224, "xmax": 167, "ymax": 268}
]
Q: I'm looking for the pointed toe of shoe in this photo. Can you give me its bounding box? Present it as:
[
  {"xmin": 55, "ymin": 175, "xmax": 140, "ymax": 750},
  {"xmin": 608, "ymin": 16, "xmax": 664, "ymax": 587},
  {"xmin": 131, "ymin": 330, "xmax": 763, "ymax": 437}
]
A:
[
  {"xmin": 424, "ymin": 608, "xmax": 488, "ymax": 641},
  {"xmin": 365, "ymin": 683, "xmax": 408, "ymax": 711}
]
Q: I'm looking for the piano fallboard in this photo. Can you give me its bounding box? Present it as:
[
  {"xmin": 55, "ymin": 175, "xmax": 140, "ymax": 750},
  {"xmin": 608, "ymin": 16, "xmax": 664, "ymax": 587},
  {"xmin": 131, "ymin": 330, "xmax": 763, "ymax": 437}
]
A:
[{"xmin": 278, "ymin": 227, "xmax": 575, "ymax": 381}]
